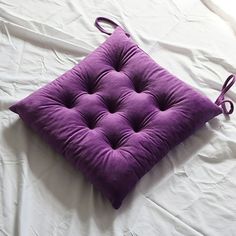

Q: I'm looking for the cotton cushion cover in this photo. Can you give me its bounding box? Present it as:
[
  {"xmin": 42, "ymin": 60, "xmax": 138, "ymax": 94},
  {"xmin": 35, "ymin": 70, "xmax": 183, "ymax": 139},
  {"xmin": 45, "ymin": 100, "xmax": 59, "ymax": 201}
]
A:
[{"xmin": 9, "ymin": 17, "xmax": 235, "ymax": 209}]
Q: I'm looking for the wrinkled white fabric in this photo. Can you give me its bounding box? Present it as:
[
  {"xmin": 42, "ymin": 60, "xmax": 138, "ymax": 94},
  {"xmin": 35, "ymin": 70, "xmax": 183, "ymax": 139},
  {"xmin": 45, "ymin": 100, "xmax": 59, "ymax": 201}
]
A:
[{"xmin": 0, "ymin": 0, "xmax": 236, "ymax": 235}]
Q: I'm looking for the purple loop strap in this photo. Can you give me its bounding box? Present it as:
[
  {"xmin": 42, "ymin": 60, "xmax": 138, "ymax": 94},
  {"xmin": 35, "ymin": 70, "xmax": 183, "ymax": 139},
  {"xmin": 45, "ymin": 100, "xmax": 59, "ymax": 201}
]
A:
[
  {"xmin": 215, "ymin": 74, "xmax": 235, "ymax": 115},
  {"xmin": 95, "ymin": 17, "xmax": 130, "ymax": 37}
]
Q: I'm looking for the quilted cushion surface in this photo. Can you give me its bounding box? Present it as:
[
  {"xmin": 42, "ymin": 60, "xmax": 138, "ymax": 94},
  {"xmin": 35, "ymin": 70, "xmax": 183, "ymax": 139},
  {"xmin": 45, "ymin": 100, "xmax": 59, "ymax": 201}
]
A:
[{"xmin": 10, "ymin": 23, "xmax": 223, "ymax": 209}]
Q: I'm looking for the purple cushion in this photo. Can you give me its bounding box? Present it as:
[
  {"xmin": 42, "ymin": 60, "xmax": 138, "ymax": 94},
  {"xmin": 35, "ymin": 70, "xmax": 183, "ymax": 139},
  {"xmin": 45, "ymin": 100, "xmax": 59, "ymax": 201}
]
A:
[{"xmin": 10, "ymin": 17, "xmax": 227, "ymax": 209}]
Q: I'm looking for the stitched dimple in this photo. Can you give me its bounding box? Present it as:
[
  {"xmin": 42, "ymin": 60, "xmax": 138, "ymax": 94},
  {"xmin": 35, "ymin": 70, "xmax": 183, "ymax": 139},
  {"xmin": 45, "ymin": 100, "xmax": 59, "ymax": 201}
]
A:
[
  {"xmin": 158, "ymin": 99, "xmax": 169, "ymax": 111},
  {"xmin": 104, "ymin": 96, "xmax": 122, "ymax": 114},
  {"xmin": 105, "ymin": 131, "xmax": 128, "ymax": 150},
  {"xmin": 113, "ymin": 60, "xmax": 123, "ymax": 72},
  {"xmin": 154, "ymin": 94, "xmax": 173, "ymax": 111},
  {"xmin": 86, "ymin": 80, "xmax": 97, "ymax": 94},
  {"xmin": 81, "ymin": 112, "xmax": 99, "ymax": 129},
  {"xmin": 129, "ymin": 115, "xmax": 144, "ymax": 133},
  {"xmin": 108, "ymin": 136, "xmax": 120, "ymax": 149},
  {"xmin": 81, "ymin": 74, "xmax": 100, "ymax": 95},
  {"xmin": 111, "ymin": 46, "xmax": 125, "ymax": 72},
  {"xmin": 131, "ymin": 75, "xmax": 149, "ymax": 93},
  {"xmin": 59, "ymin": 93, "xmax": 77, "ymax": 109},
  {"xmin": 63, "ymin": 99, "xmax": 75, "ymax": 108}
]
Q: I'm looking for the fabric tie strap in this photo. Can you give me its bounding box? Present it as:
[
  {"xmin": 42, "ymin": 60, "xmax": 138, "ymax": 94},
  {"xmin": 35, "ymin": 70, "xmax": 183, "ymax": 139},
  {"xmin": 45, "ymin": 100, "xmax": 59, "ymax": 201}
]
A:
[
  {"xmin": 95, "ymin": 17, "xmax": 130, "ymax": 37},
  {"xmin": 215, "ymin": 74, "xmax": 235, "ymax": 115}
]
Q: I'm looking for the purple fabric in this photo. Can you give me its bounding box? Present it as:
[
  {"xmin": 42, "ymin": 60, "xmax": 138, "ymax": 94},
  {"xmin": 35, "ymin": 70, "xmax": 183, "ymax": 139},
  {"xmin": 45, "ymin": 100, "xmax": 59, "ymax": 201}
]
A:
[
  {"xmin": 215, "ymin": 74, "xmax": 235, "ymax": 115},
  {"xmin": 10, "ymin": 18, "xmax": 226, "ymax": 209}
]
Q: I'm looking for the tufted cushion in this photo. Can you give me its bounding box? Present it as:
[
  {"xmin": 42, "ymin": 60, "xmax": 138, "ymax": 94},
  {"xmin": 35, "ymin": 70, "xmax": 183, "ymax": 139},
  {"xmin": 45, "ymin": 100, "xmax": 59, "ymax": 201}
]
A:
[{"xmin": 9, "ymin": 17, "xmax": 234, "ymax": 209}]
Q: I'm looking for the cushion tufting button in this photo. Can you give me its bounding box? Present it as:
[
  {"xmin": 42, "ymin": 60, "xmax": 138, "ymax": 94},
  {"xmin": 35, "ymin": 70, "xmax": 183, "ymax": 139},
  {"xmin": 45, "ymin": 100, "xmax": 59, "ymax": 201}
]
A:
[
  {"xmin": 86, "ymin": 84, "xmax": 96, "ymax": 94},
  {"xmin": 155, "ymin": 96, "xmax": 170, "ymax": 111},
  {"xmin": 113, "ymin": 62, "xmax": 122, "ymax": 72},
  {"xmin": 82, "ymin": 113, "xmax": 97, "ymax": 129},
  {"xmin": 106, "ymin": 134, "xmax": 121, "ymax": 150},
  {"xmin": 110, "ymin": 141, "xmax": 119, "ymax": 150},
  {"xmin": 129, "ymin": 116, "xmax": 144, "ymax": 133},
  {"xmin": 82, "ymin": 76, "xmax": 99, "ymax": 94},
  {"xmin": 61, "ymin": 95, "xmax": 75, "ymax": 109},
  {"xmin": 63, "ymin": 100, "xmax": 74, "ymax": 108},
  {"xmin": 158, "ymin": 103, "xmax": 168, "ymax": 111},
  {"xmin": 105, "ymin": 97, "xmax": 121, "ymax": 113},
  {"xmin": 111, "ymin": 53, "xmax": 123, "ymax": 72},
  {"xmin": 157, "ymin": 100, "xmax": 170, "ymax": 111},
  {"xmin": 131, "ymin": 76, "xmax": 148, "ymax": 93}
]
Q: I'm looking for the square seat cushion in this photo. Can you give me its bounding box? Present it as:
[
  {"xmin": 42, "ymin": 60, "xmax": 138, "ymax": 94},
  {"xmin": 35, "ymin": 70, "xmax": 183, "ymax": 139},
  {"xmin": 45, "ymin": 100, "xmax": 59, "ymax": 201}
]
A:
[{"xmin": 10, "ymin": 17, "xmax": 233, "ymax": 209}]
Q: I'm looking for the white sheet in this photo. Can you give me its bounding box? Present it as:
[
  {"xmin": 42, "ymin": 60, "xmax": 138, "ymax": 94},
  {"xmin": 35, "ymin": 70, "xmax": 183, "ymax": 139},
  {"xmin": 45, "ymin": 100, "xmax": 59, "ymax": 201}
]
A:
[{"xmin": 1, "ymin": 0, "xmax": 236, "ymax": 235}]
